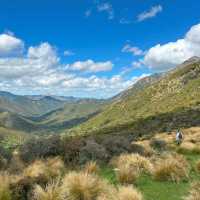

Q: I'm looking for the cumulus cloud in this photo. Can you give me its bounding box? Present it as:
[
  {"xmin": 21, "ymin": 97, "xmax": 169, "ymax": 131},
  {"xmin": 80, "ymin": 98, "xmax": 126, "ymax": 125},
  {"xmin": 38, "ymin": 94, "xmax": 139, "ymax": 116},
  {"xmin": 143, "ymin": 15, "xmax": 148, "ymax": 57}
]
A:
[
  {"xmin": 67, "ymin": 59, "xmax": 113, "ymax": 73},
  {"xmin": 144, "ymin": 23, "xmax": 200, "ymax": 71},
  {"xmin": 122, "ymin": 44, "xmax": 145, "ymax": 56},
  {"xmin": 0, "ymin": 33, "xmax": 24, "ymax": 57},
  {"xmin": 64, "ymin": 50, "xmax": 74, "ymax": 56},
  {"xmin": 137, "ymin": 5, "xmax": 162, "ymax": 22},
  {"xmin": 61, "ymin": 73, "xmax": 149, "ymax": 98},
  {"xmin": 0, "ymin": 33, "xmax": 148, "ymax": 98},
  {"xmin": 97, "ymin": 2, "xmax": 114, "ymax": 20}
]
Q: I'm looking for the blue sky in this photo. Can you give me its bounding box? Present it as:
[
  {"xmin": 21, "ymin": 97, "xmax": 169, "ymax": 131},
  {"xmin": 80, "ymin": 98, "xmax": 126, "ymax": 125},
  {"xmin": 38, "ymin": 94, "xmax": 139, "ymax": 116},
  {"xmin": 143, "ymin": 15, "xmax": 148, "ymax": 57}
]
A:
[{"xmin": 0, "ymin": 0, "xmax": 200, "ymax": 98}]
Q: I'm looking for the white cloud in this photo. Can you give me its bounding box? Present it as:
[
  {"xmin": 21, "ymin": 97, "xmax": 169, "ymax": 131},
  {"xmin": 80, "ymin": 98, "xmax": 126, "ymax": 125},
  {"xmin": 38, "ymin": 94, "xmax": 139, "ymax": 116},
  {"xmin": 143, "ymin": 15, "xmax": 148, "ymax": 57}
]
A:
[
  {"xmin": 132, "ymin": 61, "xmax": 143, "ymax": 69},
  {"xmin": 122, "ymin": 44, "xmax": 145, "ymax": 56},
  {"xmin": 97, "ymin": 2, "xmax": 114, "ymax": 20},
  {"xmin": 67, "ymin": 59, "xmax": 113, "ymax": 73},
  {"xmin": 0, "ymin": 32, "xmax": 149, "ymax": 98},
  {"xmin": 0, "ymin": 33, "xmax": 24, "ymax": 57},
  {"xmin": 119, "ymin": 18, "xmax": 131, "ymax": 24},
  {"xmin": 64, "ymin": 50, "xmax": 74, "ymax": 56},
  {"xmin": 61, "ymin": 73, "xmax": 149, "ymax": 98},
  {"xmin": 144, "ymin": 23, "xmax": 200, "ymax": 71},
  {"xmin": 137, "ymin": 5, "xmax": 162, "ymax": 22},
  {"xmin": 28, "ymin": 42, "xmax": 59, "ymax": 65},
  {"xmin": 85, "ymin": 9, "xmax": 92, "ymax": 17}
]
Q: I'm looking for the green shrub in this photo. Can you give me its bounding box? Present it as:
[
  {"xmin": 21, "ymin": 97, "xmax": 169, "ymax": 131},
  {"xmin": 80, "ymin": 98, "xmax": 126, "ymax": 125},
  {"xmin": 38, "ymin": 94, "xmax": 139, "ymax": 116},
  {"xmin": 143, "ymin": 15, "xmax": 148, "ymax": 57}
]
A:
[{"xmin": 20, "ymin": 135, "xmax": 62, "ymax": 162}]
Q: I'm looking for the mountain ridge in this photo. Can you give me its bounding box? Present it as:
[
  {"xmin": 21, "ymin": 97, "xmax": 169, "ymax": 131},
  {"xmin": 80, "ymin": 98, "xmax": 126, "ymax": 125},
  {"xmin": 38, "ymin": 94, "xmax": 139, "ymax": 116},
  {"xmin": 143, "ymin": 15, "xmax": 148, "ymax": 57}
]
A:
[{"xmin": 67, "ymin": 57, "xmax": 200, "ymax": 136}]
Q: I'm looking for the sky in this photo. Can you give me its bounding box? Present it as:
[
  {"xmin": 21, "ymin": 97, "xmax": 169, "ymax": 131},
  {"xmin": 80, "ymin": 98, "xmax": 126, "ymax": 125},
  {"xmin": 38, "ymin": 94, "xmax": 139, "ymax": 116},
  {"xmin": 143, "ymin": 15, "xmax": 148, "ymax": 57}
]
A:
[{"xmin": 0, "ymin": 0, "xmax": 200, "ymax": 98}]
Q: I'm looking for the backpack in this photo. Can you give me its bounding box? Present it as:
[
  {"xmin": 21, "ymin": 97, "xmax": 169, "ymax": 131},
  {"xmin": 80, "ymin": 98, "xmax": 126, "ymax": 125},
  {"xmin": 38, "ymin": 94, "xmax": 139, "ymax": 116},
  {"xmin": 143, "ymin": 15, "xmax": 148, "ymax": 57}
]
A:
[{"xmin": 178, "ymin": 132, "xmax": 183, "ymax": 139}]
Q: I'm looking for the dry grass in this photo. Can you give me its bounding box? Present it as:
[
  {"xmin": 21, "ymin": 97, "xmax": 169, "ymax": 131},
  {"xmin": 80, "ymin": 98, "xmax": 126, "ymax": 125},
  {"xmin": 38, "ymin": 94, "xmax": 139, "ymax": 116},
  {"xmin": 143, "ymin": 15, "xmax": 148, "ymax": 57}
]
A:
[
  {"xmin": 184, "ymin": 182, "xmax": 200, "ymax": 200},
  {"xmin": 196, "ymin": 160, "xmax": 200, "ymax": 172},
  {"xmin": 153, "ymin": 153, "xmax": 189, "ymax": 182},
  {"xmin": 177, "ymin": 142, "xmax": 200, "ymax": 154},
  {"xmin": 84, "ymin": 161, "xmax": 100, "ymax": 174},
  {"xmin": 0, "ymin": 172, "xmax": 12, "ymax": 200},
  {"xmin": 111, "ymin": 153, "xmax": 152, "ymax": 185},
  {"xmin": 23, "ymin": 157, "xmax": 64, "ymax": 180},
  {"xmin": 46, "ymin": 157, "xmax": 65, "ymax": 177},
  {"xmin": 33, "ymin": 180, "xmax": 62, "ymax": 200},
  {"xmin": 23, "ymin": 160, "xmax": 48, "ymax": 179},
  {"xmin": 112, "ymin": 153, "xmax": 153, "ymax": 173},
  {"xmin": 61, "ymin": 171, "xmax": 109, "ymax": 200},
  {"xmin": 117, "ymin": 186, "xmax": 143, "ymax": 200},
  {"xmin": 115, "ymin": 164, "xmax": 139, "ymax": 185}
]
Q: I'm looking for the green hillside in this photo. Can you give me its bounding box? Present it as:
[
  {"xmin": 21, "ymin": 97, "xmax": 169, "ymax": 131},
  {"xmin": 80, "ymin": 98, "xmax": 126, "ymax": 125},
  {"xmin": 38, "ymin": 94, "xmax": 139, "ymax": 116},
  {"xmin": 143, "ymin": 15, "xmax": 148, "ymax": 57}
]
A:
[
  {"xmin": 69, "ymin": 59, "xmax": 200, "ymax": 136},
  {"xmin": 0, "ymin": 95, "xmax": 105, "ymax": 134},
  {"xmin": 0, "ymin": 92, "xmax": 66, "ymax": 116}
]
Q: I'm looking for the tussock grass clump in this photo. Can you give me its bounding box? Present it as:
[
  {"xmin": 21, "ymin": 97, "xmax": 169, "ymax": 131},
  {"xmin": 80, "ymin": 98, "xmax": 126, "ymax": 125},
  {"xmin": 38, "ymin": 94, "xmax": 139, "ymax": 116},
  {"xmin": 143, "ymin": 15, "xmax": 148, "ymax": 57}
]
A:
[
  {"xmin": 23, "ymin": 157, "xmax": 64, "ymax": 181},
  {"xmin": 84, "ymin": 161, "xmax": 100, "ymax": 174},
  {"xmin": 184, "ymin": 182, "xmax": 200, "ymax": 200},
  {"xmin": 111, "ymin": 153, "xmax": 152, "ymax": 184},
  {"xmin": 153, "ymin": 154, "xmax": 189, "ymax": 182},
  {"xmin": 46, "ymin": 157, "xmax": 65, "ymax": 177},
  {"xmin": 117, "ymin": 186, "xmax": 143, "ymax": 200},
  {"xmin": 112, "ymin": 153, "xmax": 153, "ymax": 173},
  {"xmin": 33, "ymin": 180, "xmax": 62, "ymax": 200},
  {"xmin": 61, "ymin": 171, "xmax": 109, "ymax": 200},
  {"xmin": 0, "ymin": 172, "xmax": 12, "ymax": 200},
  {"xmin": 23, "ymin": 160, "xmax": 48, "ymax": 179},
  {"xmin": 177, "ymin": 142, "xmax": 200, "ymax": 154},
  {"xmin": 115, "ymin": 164, "xmax": 139, "ymax": 185}
]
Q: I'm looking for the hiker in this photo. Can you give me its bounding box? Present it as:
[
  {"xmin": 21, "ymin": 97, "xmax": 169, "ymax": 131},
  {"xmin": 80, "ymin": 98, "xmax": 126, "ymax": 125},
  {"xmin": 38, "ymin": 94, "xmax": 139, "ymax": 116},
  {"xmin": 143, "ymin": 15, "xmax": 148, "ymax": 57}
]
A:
[{"xmin": 176, "ymin": 129, "xmax": 183, "ymax": 145}]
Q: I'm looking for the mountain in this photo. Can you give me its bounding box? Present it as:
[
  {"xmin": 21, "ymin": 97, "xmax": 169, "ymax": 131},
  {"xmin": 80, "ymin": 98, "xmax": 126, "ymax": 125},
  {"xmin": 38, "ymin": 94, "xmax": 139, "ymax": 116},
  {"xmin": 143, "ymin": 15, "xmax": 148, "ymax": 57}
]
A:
[
  {"xmin": 111, "ymin": 73, "xmax": 163, "ymax": 102},
  {"xmin": 28, "ymin": 99, "xmax": 105, "ymax": 133},
  {"xmin": 0, "ymin": 92, "xmax": 105, "ymax": 134},
  {"xmin": 0, "ymin": 92, "xmax": 66, "ymax": 117},
  {"xmin": 68, "ymin": 57, "xmax": 200, "ymax": 136}
]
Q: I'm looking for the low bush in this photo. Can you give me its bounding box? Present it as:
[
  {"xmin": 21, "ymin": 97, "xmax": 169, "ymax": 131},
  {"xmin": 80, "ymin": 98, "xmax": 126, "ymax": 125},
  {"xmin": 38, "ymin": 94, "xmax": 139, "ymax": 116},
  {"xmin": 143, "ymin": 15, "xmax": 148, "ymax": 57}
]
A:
[
  {"xmin": 153, "ymin": 154, "xmax": 189, "ymax": 182},
  {"xmin": 130, "ymin": 143, "xmax": 151, "ymax": 156},
  {"xmin": 150, "ymin": 139, "xmax": 167, "ymax": 151},
  {"xmin": 79, "ymin": 140, "xmax": 108, "ymax": 165},
  {"xmin": 0, "ymin": 146, "xmax": 12, "ymax": 161},
  {"xmin": 10, "ymin": 176, "xmax": 36, "ymax": 200},
  {"xmin": 20, "ymin": 135, "xmax": 62, "ymax": 163},
  {"xmin": 184, "ymin": 182, "xmax": 200, "ymax": 200},
  {"xmin": 8, "ymin": 152, "xmax": 25, "ymax": 174},
  {"xmin": 62, "ymin": 137, "xmax": 85, "ymax": 165},
  {"xmin": 101, "ymin": 136, "xmax": 132, "ymax": 157},
  {"xmin": 0, "ymin": 155, "xmax": 7, "ymax": 170}
]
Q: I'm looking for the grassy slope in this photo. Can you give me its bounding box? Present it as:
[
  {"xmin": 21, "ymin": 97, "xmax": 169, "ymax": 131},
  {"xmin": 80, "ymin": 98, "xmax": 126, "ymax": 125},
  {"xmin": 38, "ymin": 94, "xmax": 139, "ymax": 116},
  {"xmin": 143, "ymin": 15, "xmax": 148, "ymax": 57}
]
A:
[
  {"xmin": 70, "ymin": 61, "xmax": 200, "ymax": 136},
  {"xmin": 0, "ymin": 94, "xmax": 66, "ymax": 116},
  {"xmin": 0, "ymin": 127, "xmax": 28, "ymax": 149},
  {"xmin": 99, "ymin": 152, "xmax": 200, "ymax": 200},
  {"xmin": 37, "ymin": 100, "xmax": 104, "ymax": 126},
  {"xmin": 0, "ymin": 100, "xmax": 105, "ymax": 134}
]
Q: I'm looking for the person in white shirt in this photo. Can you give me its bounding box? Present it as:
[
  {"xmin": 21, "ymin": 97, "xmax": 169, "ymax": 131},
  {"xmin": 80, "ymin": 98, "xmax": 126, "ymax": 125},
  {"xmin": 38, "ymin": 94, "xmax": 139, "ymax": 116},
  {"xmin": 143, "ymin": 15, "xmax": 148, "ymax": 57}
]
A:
[{"xmin": 176, "ymin": 129, "xmax": 183, "ymax": 145}]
